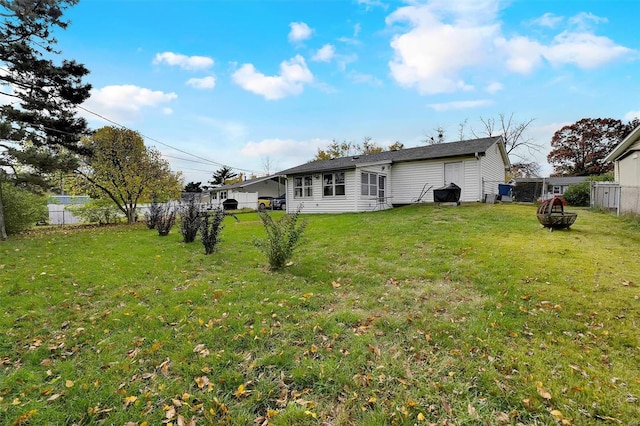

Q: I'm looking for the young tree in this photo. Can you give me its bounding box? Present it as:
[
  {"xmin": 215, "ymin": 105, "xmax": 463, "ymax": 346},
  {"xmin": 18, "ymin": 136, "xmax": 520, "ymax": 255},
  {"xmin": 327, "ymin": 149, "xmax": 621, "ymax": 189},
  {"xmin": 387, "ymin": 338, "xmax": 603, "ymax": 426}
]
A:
[
  {"xmin": 0, "ymin": 0, "xmax": 91, "ymax": 239},
  {"xmin": 76, "ymin": 126, "xmax": 183, "ymax": 224},
  {"xmin": 547, "ymin": 118, "xmax": 633, "ymax": 176},
  {"xmin": 424, "ymin": 126, "xmax": 445, "ymax": 145},
  {"xmin": 312, "ymin": 137, "xmax": 382, "ymax": 161},
  {"xmin": 209, "ymin": 166, "xmax": 237, "ymax": 186}
]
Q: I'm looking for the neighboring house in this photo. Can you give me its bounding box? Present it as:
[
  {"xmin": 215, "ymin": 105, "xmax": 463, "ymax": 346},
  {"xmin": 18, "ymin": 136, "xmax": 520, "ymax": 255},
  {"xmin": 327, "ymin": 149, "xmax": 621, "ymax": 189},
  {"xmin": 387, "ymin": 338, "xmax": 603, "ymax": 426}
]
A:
[
  {"xmin": 278, "ymin": 136, "xmax": 509, "ymax": 214},
  {"xmin": 604, "ymin": 124, "xmax": 640, "ymax": 214},
  {"xmin": 207, "ymin": 175, "xmax": 285, "ymax": 210},
  {"xmin": 513, "ymin": 176, "xmax": 588, "ymax": 203}
]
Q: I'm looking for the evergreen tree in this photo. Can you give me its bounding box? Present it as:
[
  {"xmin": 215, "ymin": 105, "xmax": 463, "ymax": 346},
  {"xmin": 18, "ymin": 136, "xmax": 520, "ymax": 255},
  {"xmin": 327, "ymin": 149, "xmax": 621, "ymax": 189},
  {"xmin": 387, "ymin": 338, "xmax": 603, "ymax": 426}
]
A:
[{"xmin": 0, "ymin": 0, "xmax": 91, "ymax": 239}]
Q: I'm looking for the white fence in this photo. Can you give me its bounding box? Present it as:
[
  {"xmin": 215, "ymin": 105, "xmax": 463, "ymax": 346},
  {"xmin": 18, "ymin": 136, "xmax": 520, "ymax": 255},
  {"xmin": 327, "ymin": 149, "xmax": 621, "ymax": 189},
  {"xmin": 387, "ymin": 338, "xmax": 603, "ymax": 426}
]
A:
[
  {"xmin": 590, "ymin": 182, "xmax": 640, "ymax": 215},
  {"xmin": 47, "ymin": 204, "xmax": 83, "ymax": 225}
]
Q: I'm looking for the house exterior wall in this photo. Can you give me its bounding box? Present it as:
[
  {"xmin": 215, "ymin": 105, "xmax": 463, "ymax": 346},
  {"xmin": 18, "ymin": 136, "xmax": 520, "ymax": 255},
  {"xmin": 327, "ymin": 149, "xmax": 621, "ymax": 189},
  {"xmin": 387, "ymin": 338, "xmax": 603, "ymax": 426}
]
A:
[
  {"xmin": 617, "ymin": 152, "xmax": 640, "ymax": 187},
  {"xmin": 390, "ymin": 155, "xmax": 490, "ymax": 204},
  {"xmin": 390, "ymin": 159, "xmax": 447, "ymax": 204},
  {"xmin": 355, "ymin": 164, "xmax": 392, "ymax": 212},
  {"xmin": 481, "ymin": 143, "xmax": 508, "ymax": 199},
  {"xmin": 286, "ymin": 169, "xmax": 359, "ymax": 214}
]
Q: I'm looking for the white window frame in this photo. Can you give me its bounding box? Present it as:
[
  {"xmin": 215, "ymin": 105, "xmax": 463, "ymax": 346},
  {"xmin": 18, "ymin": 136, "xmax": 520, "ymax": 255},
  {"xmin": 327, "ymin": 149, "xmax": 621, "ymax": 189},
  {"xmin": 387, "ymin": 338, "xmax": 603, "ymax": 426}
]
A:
[
  {"xmin": 323, "ymin": 172, "xmax": 346, "ymax": 197},
  {"xmin": 361, "ymin": 172, "xmax": 386, "ymax": 201},
  {"xmin": 294, "ymin": 175, "xmax": 313, "ymax": 198}
]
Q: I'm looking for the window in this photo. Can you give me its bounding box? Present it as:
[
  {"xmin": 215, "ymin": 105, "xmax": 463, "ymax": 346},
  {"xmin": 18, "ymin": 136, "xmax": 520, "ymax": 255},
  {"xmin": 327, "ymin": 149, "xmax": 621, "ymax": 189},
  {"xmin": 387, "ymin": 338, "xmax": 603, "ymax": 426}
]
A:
[
  {"xmin": 553, "ymin": 185, "xmax": 562, "ymax": 194},
  {"xmin": 212, "ymin": 192, "xmax": 218, "ymax": 200},
  {"xmin": 361, "ymin": 172, "xmax": 386, "ymax": 200},
  {"xmin": 294, "ymin": 175, "xmax": 313, "ymax": 198},
  {"xmin": 323, "ymin": 172, "xmax": 345, "ymax": 196},
  {"xmin": 220, "ymin": 191, "xmax": 227, "ymax": 199}
]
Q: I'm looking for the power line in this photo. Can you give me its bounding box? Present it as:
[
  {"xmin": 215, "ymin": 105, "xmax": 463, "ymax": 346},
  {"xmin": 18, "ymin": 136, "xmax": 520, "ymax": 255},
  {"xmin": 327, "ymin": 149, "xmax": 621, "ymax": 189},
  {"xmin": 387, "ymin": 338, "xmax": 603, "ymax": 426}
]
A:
[{"xmin": 76, "ymin": 105, "xmax": 261, "ymax": 174}]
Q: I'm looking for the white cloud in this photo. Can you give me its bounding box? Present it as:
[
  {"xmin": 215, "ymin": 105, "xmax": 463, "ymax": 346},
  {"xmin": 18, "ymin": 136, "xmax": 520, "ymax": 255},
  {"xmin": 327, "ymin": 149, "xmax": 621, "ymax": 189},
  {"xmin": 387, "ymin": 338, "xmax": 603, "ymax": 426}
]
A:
[
  {"xmin": 357, "ymin": 0, "xmax": 388, "ymax": 11},
  {"xmin": 530, "ymin": 13, "xmax": 563, "ymax": 28},
  {"xmin": 496, "ymin": 36, "xmax": 545, "ymax": 74},
  {"xmin": 387, "ymin": 2, "xmax": 500, "ymax": 94},
  {"xmin": 544, "ymin": 32, "xmax": 632, "ymax": 69},
  {"xmin": 354, "ymin": 23, "xmax": 362, "ymax": 37},
  {"xmin": 386, "ymin": 2, "xmax": 635, "ymax": 94},
  {"xmin": 232, "ymin": 55, "xmax": 314, "ymax": 100},
  {"xmin": 624, "ymin": 111, "xmax": 640, "ymax": 122},
  {"xmin": 153, "ymin": 52, "xmax": 214, "ymax": 71},
  {"xmin": 288, "ymin": 22, "xmax": 313, "ymax": 43},
  {"xmin": 427, "ymin": 99, "xmax": 493, "ymax": 111},
  {"xmin": 486, "ymin": 82, "xmax": 503, "ymax": 94},
  {"xmin": 162, "ymin": 107, "xmax": 173, "ymax": 115},
  {"xmin": 312, "ymin": 44, "xmax": 336, "ymax": 62},
  {"xmin": 196, "ymin": 116, "xmax": 248, "ymax": 141},
  {"xmin": 186, "ymin": 76, "xmax": 216, "ymax": 89},
  {"xmin": 82, "ymin": 85, "xmax": 177, "ymax": 123}
]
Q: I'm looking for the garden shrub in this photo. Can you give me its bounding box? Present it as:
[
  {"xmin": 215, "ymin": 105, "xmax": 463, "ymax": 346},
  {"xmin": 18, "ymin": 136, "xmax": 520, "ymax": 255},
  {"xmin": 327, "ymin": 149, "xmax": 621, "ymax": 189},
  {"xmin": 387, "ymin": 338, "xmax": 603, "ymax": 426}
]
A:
[
  {"xmin": 145, "ymin": 199, "xmax": 162, "ymax": 229},
  {"xmin": 0, "ymin": 183, "xmax": 48, "ymax": 235},
  {"xmin": 254, "ymin": 208, "xmax": 307, "ymax": 270},
  {"xmin": 155, "ymin": 202, "xmax": 176, "ymax": 236},
  {"xmin": 200, "ymin": 208, "xmax": 225, "ymax": 254},
  {"xmin": 179, "ymin": 196, "xmax": 203, "ymax": 243},
  {"xmin": 563, "ymin": 181, "xmax": 590, "ymax": 207},
  {"xmin": 67, "ymin": 199, "xmax": 123, "ymax": 224}
]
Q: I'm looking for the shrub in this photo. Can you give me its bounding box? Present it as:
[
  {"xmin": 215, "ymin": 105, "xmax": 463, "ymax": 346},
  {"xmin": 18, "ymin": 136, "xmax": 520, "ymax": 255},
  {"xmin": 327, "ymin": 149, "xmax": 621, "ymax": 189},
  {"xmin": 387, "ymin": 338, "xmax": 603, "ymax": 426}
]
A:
[
  {"xmin": 1, "ymin": 183, "xmax": 48, "ymax": 235},
  {"xmin": 200, "ymin": 208, "xmax": 225, "ymax": 254},
  {"xmin": 155, "ymin": 203, "xmax": 176, "ymax": 236},
  {"xmin": 179, "ymin": 196, "xmax": 203, "ymax": 243},
  {"xmin": 145, "ymin": 199, "xmax": 163, "ymax": 229},
  {"xmin": 67, "ymin": 199, "xmax": 123, "ymax": 224},
  {"xmin": 563, "ymin": 181, "xmax": 590, "ymax": 207},
  {"xmin": 254, "ymin": 208, "xmax": 307, "ymax": 270}
]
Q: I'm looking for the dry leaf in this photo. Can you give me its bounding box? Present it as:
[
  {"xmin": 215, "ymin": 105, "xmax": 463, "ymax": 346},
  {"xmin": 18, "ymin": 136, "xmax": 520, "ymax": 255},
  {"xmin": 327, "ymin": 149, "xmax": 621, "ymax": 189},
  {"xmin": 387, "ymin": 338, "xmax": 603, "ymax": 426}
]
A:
[{"xmin": 537, "ymin": 387, "xmax": 552, "ymax": 400}]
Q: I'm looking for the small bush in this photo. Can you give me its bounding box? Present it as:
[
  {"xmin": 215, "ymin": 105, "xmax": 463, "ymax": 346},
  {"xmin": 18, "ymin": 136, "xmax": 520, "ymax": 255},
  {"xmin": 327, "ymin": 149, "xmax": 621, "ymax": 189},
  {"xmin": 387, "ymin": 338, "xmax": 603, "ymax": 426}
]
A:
[
  {"xmin": 563, "ymin": 181, "xmax": 590, "ymax": 207},
  {"xmin": 200, "ymin": 208, "xmax": 225, "ymax": 254},
  {"xmin": 254, "ymin": 208, "xmax": 307, "ymax": 270},
  {"xmin": 67, "ymin": 199, "xmax": 123, "ymax": 224},
  {"xmin": 1, "ymin": 183, "xmax": 48, "ymax": 235},
  {"xmin": 155, "ymin": 203, "xmax": 176, "ymax": 236},
  {"xmin": 179, "ymin": 197, "xmax": 203, "ymax": 243},
  {"xmin": 145, "ymin": 199, "xmax": 163, "ymax": 229}
]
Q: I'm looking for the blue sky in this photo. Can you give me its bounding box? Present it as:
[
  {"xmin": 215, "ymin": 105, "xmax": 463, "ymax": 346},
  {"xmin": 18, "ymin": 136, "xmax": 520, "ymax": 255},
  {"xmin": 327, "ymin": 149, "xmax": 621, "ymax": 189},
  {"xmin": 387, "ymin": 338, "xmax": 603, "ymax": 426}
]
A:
[{"xmin": 52, "ymin": 0, "xmax": 640, "ymax": 184}]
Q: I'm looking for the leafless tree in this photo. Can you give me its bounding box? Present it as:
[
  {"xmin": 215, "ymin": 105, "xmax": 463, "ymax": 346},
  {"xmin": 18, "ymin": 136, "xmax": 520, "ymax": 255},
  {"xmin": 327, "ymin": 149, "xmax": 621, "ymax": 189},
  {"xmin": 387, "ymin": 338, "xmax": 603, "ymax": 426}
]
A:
[{"xmin": 471, "ymin": 113, "xmax": 540, "ymax": 162}]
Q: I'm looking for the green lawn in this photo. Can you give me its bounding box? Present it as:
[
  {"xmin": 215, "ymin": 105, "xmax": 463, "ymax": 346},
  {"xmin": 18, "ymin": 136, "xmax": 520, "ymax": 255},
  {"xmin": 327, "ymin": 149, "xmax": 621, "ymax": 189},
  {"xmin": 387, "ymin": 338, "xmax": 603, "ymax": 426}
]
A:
[{"xmin": 1, "ymin": 203, "xmax": 639, "ymax": 425}]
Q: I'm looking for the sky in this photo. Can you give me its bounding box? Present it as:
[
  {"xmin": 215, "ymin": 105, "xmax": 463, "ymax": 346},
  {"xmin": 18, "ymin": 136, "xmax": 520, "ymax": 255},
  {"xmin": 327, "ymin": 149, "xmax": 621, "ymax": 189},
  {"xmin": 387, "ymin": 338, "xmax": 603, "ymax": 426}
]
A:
[{"xmin": 48, "ymin": 0, "xmax": 640, "ymax": 184}]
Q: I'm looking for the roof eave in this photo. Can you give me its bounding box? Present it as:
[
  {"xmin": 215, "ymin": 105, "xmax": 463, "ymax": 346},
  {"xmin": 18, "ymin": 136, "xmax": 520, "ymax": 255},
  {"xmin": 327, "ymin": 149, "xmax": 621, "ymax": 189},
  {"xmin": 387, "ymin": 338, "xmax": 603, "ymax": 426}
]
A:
[{"xmin": 605, "ymin": 124, "xmax": 640, "ymax": 162}]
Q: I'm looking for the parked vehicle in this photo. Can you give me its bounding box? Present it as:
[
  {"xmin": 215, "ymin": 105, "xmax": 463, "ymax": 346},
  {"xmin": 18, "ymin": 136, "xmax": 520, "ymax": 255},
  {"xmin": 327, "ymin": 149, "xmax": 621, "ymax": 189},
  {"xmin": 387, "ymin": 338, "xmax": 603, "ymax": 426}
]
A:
[
  {"xmin": 257, "ymin": 197, "xmax": 272, "ymax": 211},
  {"xmin": 271, "ymin": 194, "xmax": 286, "ymax": 210}
]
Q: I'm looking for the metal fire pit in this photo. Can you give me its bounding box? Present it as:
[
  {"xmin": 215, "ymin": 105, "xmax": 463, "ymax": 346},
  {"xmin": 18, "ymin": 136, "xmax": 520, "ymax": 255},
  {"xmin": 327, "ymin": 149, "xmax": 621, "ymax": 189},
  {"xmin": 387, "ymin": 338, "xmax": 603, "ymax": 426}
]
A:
[
  {"xmin": 433, "ymin": 182, "xmax": 461, "ymax": 205},
  {"xmin": 536, "ymin": 197, "xmax": 577, "ymax": 230}
]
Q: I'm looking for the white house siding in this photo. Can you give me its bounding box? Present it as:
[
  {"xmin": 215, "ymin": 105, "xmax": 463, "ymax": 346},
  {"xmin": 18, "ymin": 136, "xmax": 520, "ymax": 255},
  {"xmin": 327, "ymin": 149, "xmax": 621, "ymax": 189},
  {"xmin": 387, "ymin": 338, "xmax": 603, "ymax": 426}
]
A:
[
  {"xmin": 355, "ymin": 164, "xmax": 392, "ymax": 212},
  {"xmin": 391, "ymin": 157, "xmax": 485, "ymax": 203},
  {"xmin": 481, "ymin": 142, "xmax": 508, "ymax": 198},
  {"xmin": 390, "ymin": 160, "xmax": 445, "ymax": 204},
  {"xmin": 618, "ymin": 153, "xmax": 640, "ymax": 187},
  {"xmin": 287, "ymin": 169, "xmax": 359, "ymax": 214}
]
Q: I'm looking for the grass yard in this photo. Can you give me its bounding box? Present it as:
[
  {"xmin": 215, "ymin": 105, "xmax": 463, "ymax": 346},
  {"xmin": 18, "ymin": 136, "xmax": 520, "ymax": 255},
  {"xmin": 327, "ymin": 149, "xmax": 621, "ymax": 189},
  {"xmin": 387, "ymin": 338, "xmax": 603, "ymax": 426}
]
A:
[{"xmin": 1, "ymin": 203, "xmax": 639, "ymax": 425}]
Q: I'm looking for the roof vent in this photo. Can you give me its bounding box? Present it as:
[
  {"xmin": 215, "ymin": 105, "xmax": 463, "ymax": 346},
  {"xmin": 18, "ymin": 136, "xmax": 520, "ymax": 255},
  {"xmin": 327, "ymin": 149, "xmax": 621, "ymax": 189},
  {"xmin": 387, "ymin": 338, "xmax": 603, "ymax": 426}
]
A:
[{"xmin": 352, "ymin": 156, "xmax": 359, "ymax": 160}]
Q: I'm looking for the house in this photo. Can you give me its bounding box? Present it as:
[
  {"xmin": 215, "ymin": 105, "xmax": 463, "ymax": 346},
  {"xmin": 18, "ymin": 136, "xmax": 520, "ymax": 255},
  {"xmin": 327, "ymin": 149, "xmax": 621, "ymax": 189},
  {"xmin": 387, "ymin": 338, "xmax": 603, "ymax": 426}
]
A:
[
  {"xmin": 278, "ymin": 136, "xmax": 510, "ymax": 214},
  {"xmin": 604, "ymin": 124, "xmax": 640, "ymax": 214},
  {"xmin": 513, "ymin": 176, "xmax": 588, "ymax": 203},
  {"xmin": 207, "ymin": 175, "xmax": 285, "ymax": 210}
]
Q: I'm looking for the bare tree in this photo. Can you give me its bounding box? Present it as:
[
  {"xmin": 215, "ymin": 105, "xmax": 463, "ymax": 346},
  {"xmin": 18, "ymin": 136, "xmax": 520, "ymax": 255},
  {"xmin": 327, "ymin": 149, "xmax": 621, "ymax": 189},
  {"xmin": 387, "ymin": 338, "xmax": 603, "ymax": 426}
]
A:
[
  {"xmin": 471, "ymin": 113, "xmax": 540, "ymax": 162},
  {"xmin": 262, "ymin": 156, "xmax": 278, "ymax": 176},
  {"xmin": 458, "ymin": 119, "xmax": 468, "ymax": 141},
  {"xmin": 424, "ymin": 126, "xmax": 446, "ymax": 145}
]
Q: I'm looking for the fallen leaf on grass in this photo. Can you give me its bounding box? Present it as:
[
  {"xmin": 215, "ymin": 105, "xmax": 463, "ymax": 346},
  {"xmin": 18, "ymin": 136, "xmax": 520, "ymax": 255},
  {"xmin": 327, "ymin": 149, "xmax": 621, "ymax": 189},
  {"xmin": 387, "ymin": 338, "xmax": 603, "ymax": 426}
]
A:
[{"xmin": 47, "ymin": 394, "xmax": 62, "ymax": 402}]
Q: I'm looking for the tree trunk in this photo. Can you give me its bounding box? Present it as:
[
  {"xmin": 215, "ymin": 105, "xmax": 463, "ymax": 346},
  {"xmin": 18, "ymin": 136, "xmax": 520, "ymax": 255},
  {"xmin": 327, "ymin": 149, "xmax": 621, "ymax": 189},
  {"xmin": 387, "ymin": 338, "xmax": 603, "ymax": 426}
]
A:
[
  {"xmin": 0, "ymin": 194, "xmax": 7, "ymax": 240},
  {"xmin": 126, "ymin": 208, "xmax": 136, "ymax": 224}
]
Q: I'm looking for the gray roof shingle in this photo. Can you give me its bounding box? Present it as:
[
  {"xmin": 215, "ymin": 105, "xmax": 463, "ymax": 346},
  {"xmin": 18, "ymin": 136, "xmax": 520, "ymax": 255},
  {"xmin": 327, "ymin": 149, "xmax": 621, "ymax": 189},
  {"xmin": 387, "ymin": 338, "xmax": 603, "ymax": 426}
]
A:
[{"xmin": 278, "ymin": 136, "xmax": 504, "ymax": 175}]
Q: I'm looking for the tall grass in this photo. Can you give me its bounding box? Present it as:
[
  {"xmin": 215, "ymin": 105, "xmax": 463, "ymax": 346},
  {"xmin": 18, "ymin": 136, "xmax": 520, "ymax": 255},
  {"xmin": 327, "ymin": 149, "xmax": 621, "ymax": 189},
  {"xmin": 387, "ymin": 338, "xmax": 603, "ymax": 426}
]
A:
[{"xmin": 1, "ymin": 204, "xmax": 639, "ymax": 425}]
